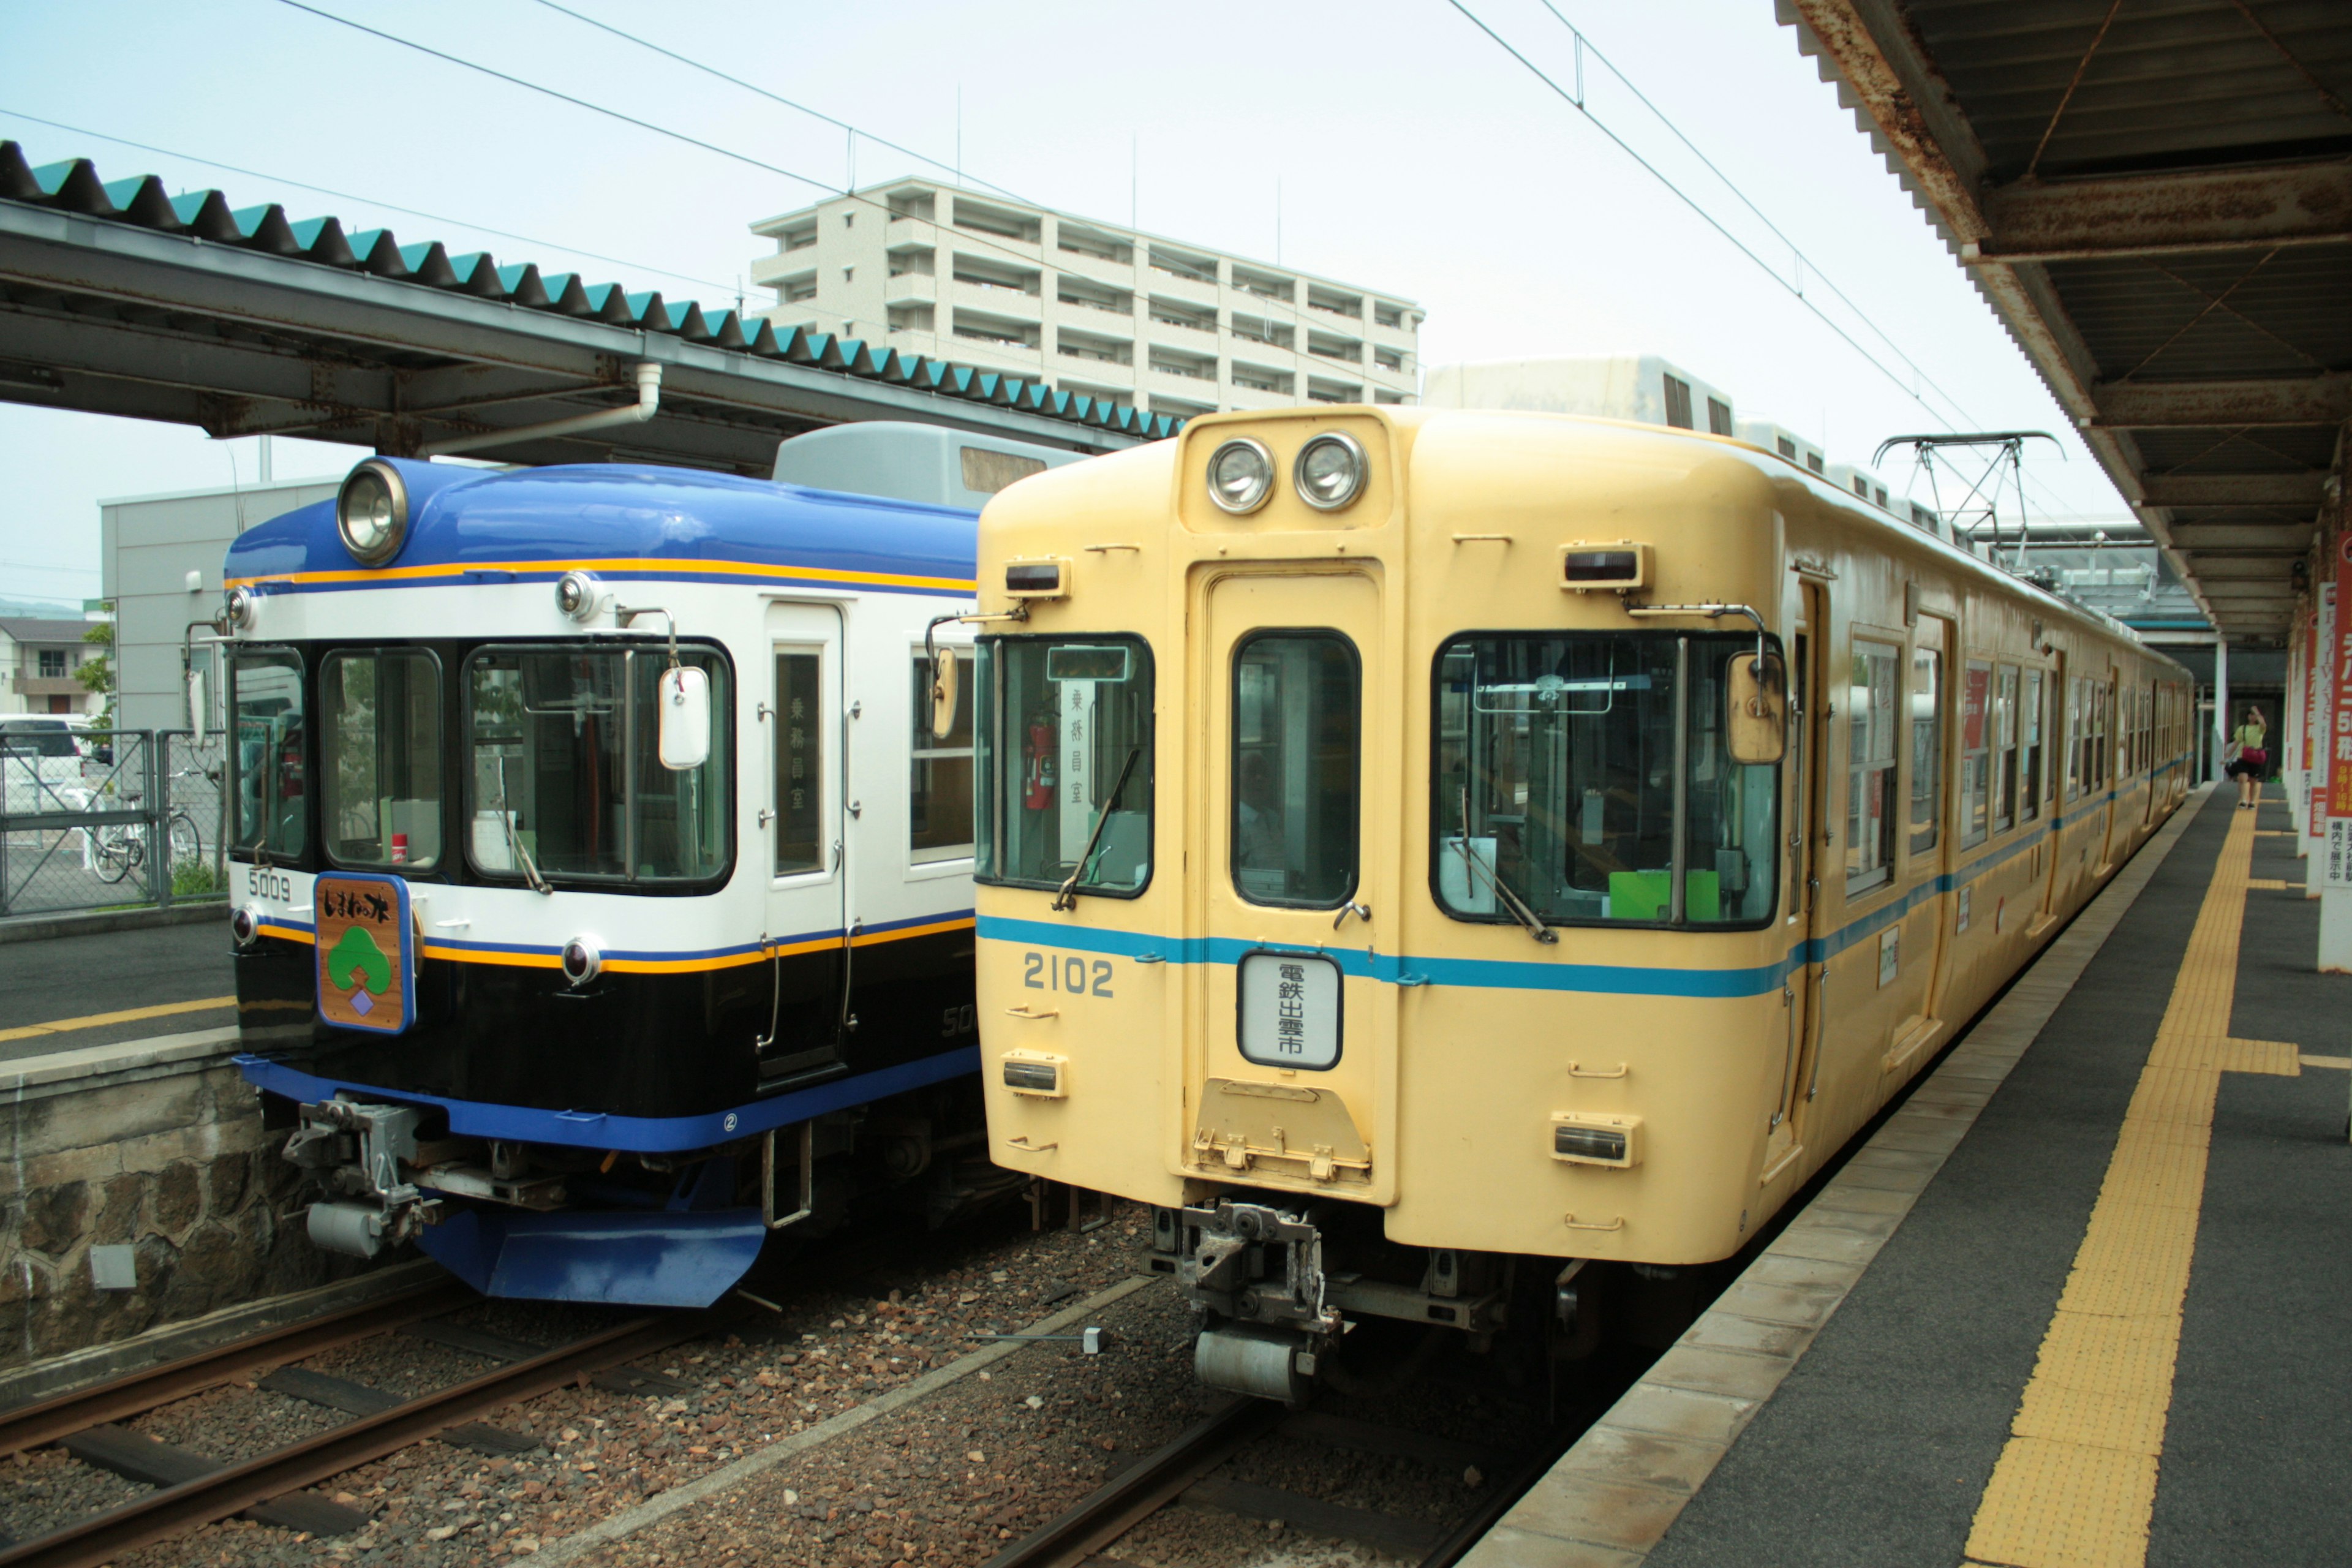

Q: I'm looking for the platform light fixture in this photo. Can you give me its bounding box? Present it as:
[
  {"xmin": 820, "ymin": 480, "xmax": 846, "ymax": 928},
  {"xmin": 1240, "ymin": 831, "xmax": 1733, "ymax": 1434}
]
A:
[
  {"xmin": 1207, "ymin": 437, "xmax": 1275, "ymax": 514},
  {"xmin": 336, "ymin": 459, "xmax": 411, "ymax": 566},
  {"xmin": 1294, "ymin": 431, "xmax": 1367, "ymax": 511}
]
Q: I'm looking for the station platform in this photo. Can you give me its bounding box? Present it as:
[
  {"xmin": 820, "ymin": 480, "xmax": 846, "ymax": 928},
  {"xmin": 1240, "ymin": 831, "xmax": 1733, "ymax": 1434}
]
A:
[{"xmin": 1466, "ymin": 783, "xmax": 2352, "ymax": 1568}]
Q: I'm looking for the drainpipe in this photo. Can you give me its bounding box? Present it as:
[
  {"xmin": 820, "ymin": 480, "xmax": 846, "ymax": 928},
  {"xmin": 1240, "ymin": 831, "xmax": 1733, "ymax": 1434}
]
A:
[{"xmin": 420, "ymin": 363, "xmax": 662, "ymax": 459}]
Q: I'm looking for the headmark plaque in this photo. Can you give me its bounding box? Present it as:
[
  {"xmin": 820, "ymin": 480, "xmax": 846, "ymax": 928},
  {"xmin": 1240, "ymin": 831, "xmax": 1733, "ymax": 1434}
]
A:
[{"xmin": 314, "ymin": 872, "xmax": 415, "ymax": 1035}]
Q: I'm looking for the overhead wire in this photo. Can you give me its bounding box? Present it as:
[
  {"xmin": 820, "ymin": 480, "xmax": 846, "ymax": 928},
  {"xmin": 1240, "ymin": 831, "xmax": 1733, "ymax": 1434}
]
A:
[
  {"xmin": 278, "ymin": 0, "xmax": 1342, "ymax": 369},
  {"xmin": 1452, "ymin": 2, "xmax": 2106, "ymax": 529},
  {"xmin": 0, "ymin": 107, "xmax": 738, "ymax": 295}
]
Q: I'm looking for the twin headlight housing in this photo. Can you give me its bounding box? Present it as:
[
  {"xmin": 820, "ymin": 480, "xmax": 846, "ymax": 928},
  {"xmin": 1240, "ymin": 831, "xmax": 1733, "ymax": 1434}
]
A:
[
  {"xmin": 1206, "ymin": 431, "xmax": 1368, "ymax": 516},
  {"xmin": 336, "ymin": 459, "xmax": 412, "ymax": 566}
]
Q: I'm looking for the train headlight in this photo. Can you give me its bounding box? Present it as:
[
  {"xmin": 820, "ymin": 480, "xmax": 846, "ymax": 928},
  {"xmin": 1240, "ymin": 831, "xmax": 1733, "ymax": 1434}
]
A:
[
  {"xmin": 1206, "ymin": 438, "xmax": 1275, "ymax": 514},
  {"xmin": 1293, "ymin": 431, "xmax": 1366, "ymax": 511},
  {"xmin": 336, "ymin": 459, "xmax": 410, "ymax": 566},
  {"xmin": 231, "ymin": 904, "xmax": 263, "ymax": 946},
  {"xmin": 554, "ymin": 570, "xmax": 601, "ymax": 622},
  {"xmin": 1001, "ymin": 1054, "xmax": 1066, "ymax": 1098},
  {"xmin": 560, "ymin": 937, "xmax": 603, "ymax": 987},
  {"xmin": 224, "ymin": 585, "xmax": 258, "ymax": 631}
]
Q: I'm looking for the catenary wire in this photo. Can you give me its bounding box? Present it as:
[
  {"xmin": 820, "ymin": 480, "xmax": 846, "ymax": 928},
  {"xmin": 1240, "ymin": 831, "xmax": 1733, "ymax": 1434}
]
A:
[
  {"xmin": 0, "ymin": 107, "xmax": 739, "ymax": 295},
  {"xmin": 1452, "ymin": 2, "xmax": 2099, "ymax": 528},
  {"xmin": 275, "ymin": 1, "xmax": 1356, "ymax": 375}
]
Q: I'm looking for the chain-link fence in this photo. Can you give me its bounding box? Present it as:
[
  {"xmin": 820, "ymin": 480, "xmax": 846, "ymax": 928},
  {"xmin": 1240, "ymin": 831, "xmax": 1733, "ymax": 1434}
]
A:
[{"xmin": 0, "ymin": 729, "xmax": 229, "ymax": 918}]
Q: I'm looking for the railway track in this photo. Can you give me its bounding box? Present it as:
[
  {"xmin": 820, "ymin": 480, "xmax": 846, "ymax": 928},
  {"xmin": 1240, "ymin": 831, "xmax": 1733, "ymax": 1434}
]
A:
[
  {"xmin": 982, "ymin": 1387, "xmax": 1578, "ymax": 1568},
  {"xmin": 0, "ymin": 1281, "xmax": 736, "ymax": 1568}
]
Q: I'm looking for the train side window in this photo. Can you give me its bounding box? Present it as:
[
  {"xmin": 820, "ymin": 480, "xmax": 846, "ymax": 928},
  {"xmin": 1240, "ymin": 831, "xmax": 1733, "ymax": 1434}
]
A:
[
  {"xmin": 1232, "ymin": 631, "xmax": 1360, "ymax": 908},
  {"xmin": 2064, "ymin": 677, "xmax": 2083, "ymax": 801},
  {"xmin": 1959, "ymin": 658, "xmax": 1992, "ymax": 849},
  {"xmin": 230, "ymin": 646, "xmax": 306, "ymax": 861},
  {"xmin": 908, "ymin": 648, "xmax": 975, "ymax": 865},
  {"xmin": 1992, "ymin": 665, "xmax": 2019, "ymax": 833},
  {"xmin": 774, "ymin": 651, "xmax": 824, "ymax": 876},
  {"xmin": 320, "ymin": 649, "xmax": 443, "ymax": 870},
  {"xmin": 1845, "ymin": 639, "xmax": 1899, "ymax": 895},
  {"xmin": 2021, "ymin": 669, "xmax": 2045, "ymax": 820},
  {"xmin": 1908, "ymin": 646, "xmax": 1942, "ymax": 858}
]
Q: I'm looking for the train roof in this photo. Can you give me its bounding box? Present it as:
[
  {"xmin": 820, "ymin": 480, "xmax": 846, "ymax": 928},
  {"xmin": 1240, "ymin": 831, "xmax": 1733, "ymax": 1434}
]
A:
[{"xmin": 223, "ymin": 459, "xmax": 981, "ymax": 599}]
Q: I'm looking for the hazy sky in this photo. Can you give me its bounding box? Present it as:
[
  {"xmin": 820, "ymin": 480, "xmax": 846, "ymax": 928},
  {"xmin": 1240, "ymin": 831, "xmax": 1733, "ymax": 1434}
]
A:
[{"xmin": 0, "ymin": 0, "xmax": 2136, "ymax": 607}]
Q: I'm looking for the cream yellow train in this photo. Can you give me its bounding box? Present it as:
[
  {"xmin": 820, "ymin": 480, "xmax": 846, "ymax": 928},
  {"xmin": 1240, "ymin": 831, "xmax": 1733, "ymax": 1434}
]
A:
[{"xmin": 959, "ymin": 404, "xmax": 2192, "ymax": 1401}]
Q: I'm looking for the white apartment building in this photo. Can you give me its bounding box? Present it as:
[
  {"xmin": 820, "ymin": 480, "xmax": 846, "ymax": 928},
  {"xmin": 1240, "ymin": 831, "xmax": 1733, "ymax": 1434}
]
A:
[{"xmin": 751, "ymin": 180, "xmax": 1421, "ymax": 423}]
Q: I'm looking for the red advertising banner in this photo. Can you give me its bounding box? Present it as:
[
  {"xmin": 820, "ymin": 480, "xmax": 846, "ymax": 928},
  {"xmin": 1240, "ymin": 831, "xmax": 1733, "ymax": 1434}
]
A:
[{"xmin": 2333, "ymin": 535, "xmax": 2352, "ymax": 818}]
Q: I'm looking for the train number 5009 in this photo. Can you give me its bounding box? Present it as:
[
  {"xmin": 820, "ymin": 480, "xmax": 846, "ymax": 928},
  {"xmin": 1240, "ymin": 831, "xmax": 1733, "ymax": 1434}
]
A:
[{"xmin": 1023, "ymin": 952, "xmax": 1113, "ymax": 998}]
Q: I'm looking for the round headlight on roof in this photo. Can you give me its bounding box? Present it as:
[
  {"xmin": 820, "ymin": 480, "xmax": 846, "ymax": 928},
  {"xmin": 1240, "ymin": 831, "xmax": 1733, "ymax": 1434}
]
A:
[
  {"xmin": 1294, "ymin": 431, "xmax": 1367, "ymax": 511},
  {"xmin": 336, "ymin": 459, "xmax": 410, "ymax": 566},
  {"xmin": 1207, "ymin": 438, "xmax": 1275, "ymax": 514},
  {"xmin": 554, "ymin": 570, "xmax": 601, "ymax": 622},
  {"xmin": 223, "ymin": 585, "xmax": 257, "ymax": 631}
]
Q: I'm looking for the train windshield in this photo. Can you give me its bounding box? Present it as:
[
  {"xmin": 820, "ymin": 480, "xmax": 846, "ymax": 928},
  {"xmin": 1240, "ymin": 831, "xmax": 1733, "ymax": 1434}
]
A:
[
  {"xmin": 229, "ymin": 647, "xmax": 306, "ymax": 859},
  {"xmin": 974, "ymin": 636, "xmax": 1153, "ymax": 897},
  {"xmin": 464, "ymin": 644, "xmax": 732, "ymax": 886},
  {"xmin": 1433, "ymin": 631, "xmax": 1778, "ymax": 929},
  {"xmin": 320, "ymin": 649, "xmax": 444, "ymax": 870}
]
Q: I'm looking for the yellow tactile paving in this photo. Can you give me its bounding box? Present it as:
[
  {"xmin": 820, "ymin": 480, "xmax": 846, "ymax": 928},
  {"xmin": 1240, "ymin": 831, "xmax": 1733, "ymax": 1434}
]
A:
[
  {"xmin": 1966, "ymin": 805, "xmax": 2289, "ymax": 1568},
  {"xmin": 2247, "ymin": 878, "xmax": 2290, "ymax": 890}
]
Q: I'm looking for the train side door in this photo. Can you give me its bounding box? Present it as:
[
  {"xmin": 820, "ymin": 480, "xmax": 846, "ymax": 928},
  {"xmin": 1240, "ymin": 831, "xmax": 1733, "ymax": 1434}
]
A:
[
  {"xmin": 1766, "ymin": 581, "xmax": 1832, "ymax": 1174},
  {"xmin": 758, "ymin": 602, "xmax": 848, "ymax": 1083},
  {"xmin": 1189, "ymin": 569, "xmax": 1389, "ymax": 1199}
]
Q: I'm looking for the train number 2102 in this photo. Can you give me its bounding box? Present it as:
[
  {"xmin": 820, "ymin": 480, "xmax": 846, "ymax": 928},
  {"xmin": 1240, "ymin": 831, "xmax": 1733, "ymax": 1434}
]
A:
[{"xmin": 1023, "ymin": 952, "xmax": 1114, "ymax": 998}]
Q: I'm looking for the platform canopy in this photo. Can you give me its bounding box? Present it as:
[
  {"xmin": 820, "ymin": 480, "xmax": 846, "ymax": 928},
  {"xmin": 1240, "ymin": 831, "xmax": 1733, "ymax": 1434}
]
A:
[
  {"xmin": 1780, "ymin": 1, "xmax": 2351, "ymax": 641},
  {"xmin": 0, "ymin": 142, "xmax": 1170, "ymax": 477}
]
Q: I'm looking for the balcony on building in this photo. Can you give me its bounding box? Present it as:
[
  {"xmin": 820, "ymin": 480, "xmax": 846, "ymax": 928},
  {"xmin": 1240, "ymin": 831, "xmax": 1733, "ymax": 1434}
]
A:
[
  {"xmin": 1231, "ymin": 265, "xmax": 1295, "ymax": 306},
  {"xmin": 1306, "ymin": 284, "xmax": 1363, "ymax": 322},
  {"xmin": 1056, "ymin": 326, "xmax": 1133, "ymax": 368},
  {"xmin": 952, "ymin": 253, "xmax": 1043, "ymax": 315},
  {"xmin": 1232, "ymin": 361, "xmax": 1295, "ymax": 397},
  {"xmin": 1056, "ymin": 223, "xmax": 1134, "ymax": 270},
  {"xmin": 1374, "ymin": 345, "xmax": 1408, "ymax": 373},
  {"xmin": 1147, "ymin": 345, "xmax": 1217, "ymax": 383},
  {"xmin": 1058, "ymin": 378, "xmax": 1134, "ymax": 410},
  {"xmin": 1150, "ymin": 392, "xmax": 1216, "ymax": 422},
  {"xmin": 951, "ymin": 195, "xmax": 1042, "ymax": 249},
  {"xmin": 887, "ymin": 187, "xmax": 937, "ymax": 222},
  {"xmin": 888, "ymin": 303, "xmax": 937, "ymax": 336},
  {"xmin": 1148, "ymin": 296, "xmax": 1216, "ymax": 336},
  {"xmin": 953, "ymin": 307, "xmax": 1041, "ymax": 352},
  {"xmin": 1306, "ymin": 375, "xmax": 1363, "ymax": 404},
  {"xmin": 1229, "ymin": 314, "xmax": 1294, "ymax": 352},
  {"xmin": 1147, "ymin": 244, "xmax": 1221, "ymax": 299},
  {"xmin": 1057, "ymin": 277, "xmax": 1134, "ymax": 319},
  {"xmin": 1306, "ymin": 331, "xmax": 1363, "ymax": 365}
]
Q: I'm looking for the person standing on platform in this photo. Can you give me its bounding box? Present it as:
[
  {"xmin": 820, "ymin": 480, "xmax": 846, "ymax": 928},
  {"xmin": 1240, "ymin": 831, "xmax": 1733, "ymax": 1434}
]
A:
[{"xmin": 2226, "ymin": 705, "xmax": 2268, "ymax": 809}]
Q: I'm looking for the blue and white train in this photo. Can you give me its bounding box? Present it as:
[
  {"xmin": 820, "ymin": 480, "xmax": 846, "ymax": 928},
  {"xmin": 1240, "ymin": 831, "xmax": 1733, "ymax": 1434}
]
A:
[{"xmin": 221, "ymin": 424, "xmax": 1082, "ymax": 1306}]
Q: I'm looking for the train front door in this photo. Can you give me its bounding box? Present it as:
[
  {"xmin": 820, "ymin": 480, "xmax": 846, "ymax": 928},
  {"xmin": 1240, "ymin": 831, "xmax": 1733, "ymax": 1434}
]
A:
[
  {"xmin": 1189, "ymin": 568, "xmax": 1389, "ymax": 1200},
  {"xmin": 1765, "ymin": 579, "xmax": 1831, "ymax": 1178},
  {"xmin": 758, "ymin": 601, "xmax": 848, "ymax": 1083}
]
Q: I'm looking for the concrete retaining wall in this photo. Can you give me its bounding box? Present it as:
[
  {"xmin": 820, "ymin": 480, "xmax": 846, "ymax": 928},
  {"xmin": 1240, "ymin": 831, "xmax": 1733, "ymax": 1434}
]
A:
[{"xmin": 1, "ymin": 1027, "xmax": 369, "ymax": 1368}]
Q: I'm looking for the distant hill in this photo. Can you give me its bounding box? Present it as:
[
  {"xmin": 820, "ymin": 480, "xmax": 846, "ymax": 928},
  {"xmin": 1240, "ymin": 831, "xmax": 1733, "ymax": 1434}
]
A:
[{"xmin": 0, "ymin": 596, "xmax": 92, "ymax": 622}]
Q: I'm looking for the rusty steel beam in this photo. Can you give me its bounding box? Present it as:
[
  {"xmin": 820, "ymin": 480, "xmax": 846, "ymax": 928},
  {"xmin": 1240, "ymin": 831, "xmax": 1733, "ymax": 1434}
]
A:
[
  {"xmin": 2089, "ymin": 375, "xmax": 2352, "ymax": 429},
  {"xmin": 2137, "ymin": 472, "xmax": 2329, "ymax": 508},
  {"xmin": 1964, "ymin": 162, "xmax": 2352, "ymax": 265}
]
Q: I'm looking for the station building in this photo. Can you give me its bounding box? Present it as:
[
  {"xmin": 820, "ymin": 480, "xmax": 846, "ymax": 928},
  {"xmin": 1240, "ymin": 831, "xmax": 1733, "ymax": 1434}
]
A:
[{"xmin": 750, "ymin": 178, "xmax": 1422, "ymax": 423}]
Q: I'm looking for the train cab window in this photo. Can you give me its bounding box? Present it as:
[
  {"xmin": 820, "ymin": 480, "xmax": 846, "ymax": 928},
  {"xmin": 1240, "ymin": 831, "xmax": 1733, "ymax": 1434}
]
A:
[
  {"xmin": 464, "ymin": 645, "xmax": 732, "ymax": 887},
  {"xmin": 320, "ymin": 649, "xmax": 443, "ymax": 870},
  {"xmin": 1846, "ymin": 640, "xmax": 1900, "ymax": 895},
  {"xmin": 1431, "ymin": 631, "xmax": 1778, "ymax": 929},
  {"xmin": 230, "ymin": 647, "xmax": 306, "ymax": 861},
  {"xmin": 1959, "ymin": 658, "xmax": 1992, "ymax": 849},
  {"xmin": 910, "ymin": 649, "xmax": 975, "ymax": 865},
  {"xmin": 975, "ymin": 636, "xmax": 1153, "ymax": 898},
  {"xmin": 774, "ymin": 652, "xmax": 824, "ymax": 876},
  {"xmin": 1231, "ymin": 631, "xmax": 1360, "ymax": 908},
  {"xmin": 1909, "ymin": 647, "xmax": 1942, "ymax": 857},
  {"xmin": 1992, "ymin": 665, "xmax": 2020, "ymax": 833},
  {"xmin": 2021, "ymin": 669, "xmax": 2045, "ymax": 821}
]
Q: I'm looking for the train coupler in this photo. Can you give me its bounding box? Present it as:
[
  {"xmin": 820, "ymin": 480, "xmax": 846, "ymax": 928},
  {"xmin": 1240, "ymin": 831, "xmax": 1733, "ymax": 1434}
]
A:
[{"xmin": 283, "ymin": 1098, "xmax": 439, "ymax": 1257}]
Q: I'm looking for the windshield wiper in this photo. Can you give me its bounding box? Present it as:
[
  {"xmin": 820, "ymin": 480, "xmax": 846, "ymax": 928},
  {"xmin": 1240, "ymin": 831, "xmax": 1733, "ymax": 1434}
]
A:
[
  {"xmin": 1453, "ymin": 788, "xmax": 1556, "ymax": 943},
  {"xmin": 1052, "ymin": 748, "xmax": 1142, "ymax": 911},
  {"xmin": 496, "ymin": 756, "xmax": 553, "ymax": 896}
]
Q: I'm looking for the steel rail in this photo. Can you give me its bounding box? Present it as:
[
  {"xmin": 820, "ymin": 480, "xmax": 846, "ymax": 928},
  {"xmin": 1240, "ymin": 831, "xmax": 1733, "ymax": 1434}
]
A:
[
  {"xmin": 979, "ymin": 1396, "xmax": 1280, "ymax": 1568},
  {"xmin": 0, "ymin": 1276, "xmax": 474, "ymax": 1458},
  {"xmin": 0, "ymin": 1305, "xmax": 729, "ymax": 1568}
]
